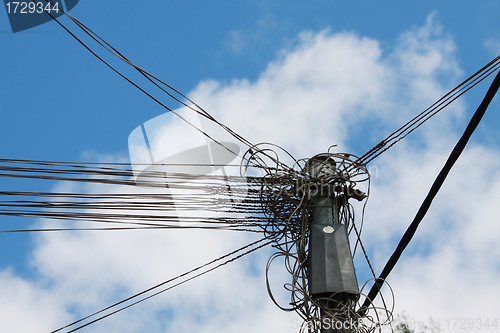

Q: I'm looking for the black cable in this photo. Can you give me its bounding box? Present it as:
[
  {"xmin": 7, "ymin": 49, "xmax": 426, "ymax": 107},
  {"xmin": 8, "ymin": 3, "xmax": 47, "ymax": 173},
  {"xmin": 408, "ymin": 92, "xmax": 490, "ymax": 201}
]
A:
[
  {"xmin": 0, "ymin": 226, "xmax": 250, "ymax": 233},
  {"xmin": 358, "ymin": 68, "xmax": 500, "ymax": 316},
  {"xmin": 29, "ymin": 0, "xmax": 267, "ymax": 169},
  {"xmin": 29, "ymin": 0, "xmax": 297, "ymax": 175},
  {"xmin": 355, "ymin": 55, "xmax": 500, "ymax": 166},
  {"xmin": 51, "ymin": 237, "xmax": 272, "ymax": 333}
]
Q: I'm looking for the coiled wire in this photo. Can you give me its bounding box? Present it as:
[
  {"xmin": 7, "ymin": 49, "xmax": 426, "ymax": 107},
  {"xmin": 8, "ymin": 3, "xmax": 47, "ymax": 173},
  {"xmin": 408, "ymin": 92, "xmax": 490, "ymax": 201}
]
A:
[{"xmin": 242, "ymin": 144, "xmax": 394, "ymax": 332}]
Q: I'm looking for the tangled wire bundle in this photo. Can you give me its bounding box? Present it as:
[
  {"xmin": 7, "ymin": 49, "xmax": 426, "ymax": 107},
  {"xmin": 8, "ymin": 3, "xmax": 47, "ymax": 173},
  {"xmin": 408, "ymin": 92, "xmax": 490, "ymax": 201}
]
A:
[
  {"xmin": 0, "ymin": 146, "xmax": 395, "ymax": 332},
  {"xmin": 241, "ymin": 144, "xmax": 394, "ymax": 332}
]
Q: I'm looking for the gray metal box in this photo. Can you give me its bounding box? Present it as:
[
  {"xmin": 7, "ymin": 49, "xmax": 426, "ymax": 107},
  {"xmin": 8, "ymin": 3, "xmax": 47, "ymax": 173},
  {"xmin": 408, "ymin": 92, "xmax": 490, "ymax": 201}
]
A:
[{"xmin": 308, "ymin": 223, "xmax": 359, "ymax": 297}]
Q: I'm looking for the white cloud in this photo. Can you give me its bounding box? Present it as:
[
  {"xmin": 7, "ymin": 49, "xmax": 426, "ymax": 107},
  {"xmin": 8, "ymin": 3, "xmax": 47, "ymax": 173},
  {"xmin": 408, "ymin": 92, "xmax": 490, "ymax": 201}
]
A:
[
  {"xmin": 379, "ymin": 144, "xmax": 500, "ymax": 330},
  {"xmin": 0, "ymin": 269, "xmax": 71, "ymax": 332},
  {"xmin": 224, "ymin": 12, "xmax": 283, "ymax": 55},
  {"xmin": 2, "ymin": 14, "xmax": 499, "ymax": 333},
  {"xmin": 485, "ymin": 39, "xmax": 500, "ymax": 56}
]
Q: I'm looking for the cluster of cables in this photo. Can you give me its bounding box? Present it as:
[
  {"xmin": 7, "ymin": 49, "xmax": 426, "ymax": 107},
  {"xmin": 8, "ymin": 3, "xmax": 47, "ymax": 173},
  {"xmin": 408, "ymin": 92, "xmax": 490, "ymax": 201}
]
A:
[
  {"xmin": 0, "ymin": 158, "xmax": 269, "ymax": 234},
  {"xmin": 1, "ymin": 147, "xmax": 393, "ymax": 332},
  {"xmin": 355, "ymin": 54, "xmax": 500, "ymax": 167},
  {"xmin": 0, "ymin": 155, "xmax": 281, "ymax": 332},
  {"xmin": 242, "ymin": 144, "xmax": 394, "ymax": 333}
]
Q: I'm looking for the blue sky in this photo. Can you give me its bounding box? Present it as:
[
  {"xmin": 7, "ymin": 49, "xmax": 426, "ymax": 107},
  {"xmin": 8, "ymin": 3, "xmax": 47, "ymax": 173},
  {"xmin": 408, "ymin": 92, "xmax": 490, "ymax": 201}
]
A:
[
  {"xmin": 1, "ymin": 1, "xmax": 500, "ymax": 332},
  {"xmin": 1, "ymin": 1, "xmax": 500, "ymax": 159}
]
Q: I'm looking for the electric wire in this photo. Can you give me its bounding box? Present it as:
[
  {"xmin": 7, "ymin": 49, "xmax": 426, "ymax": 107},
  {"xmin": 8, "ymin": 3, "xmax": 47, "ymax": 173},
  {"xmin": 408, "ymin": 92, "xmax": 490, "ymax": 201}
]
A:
[
  {"xmin": 355, "ymin": 54, "xmax": 500, "ymax": 167},
  {"xmin": 2, "ymin": 145, "xmax": 385, "ymax": 332},
  {"xmin": 51, "ymin": 236, "xmax": 272, "ymax": 333},
  {"xmin": 31, "ymin": 0, "xmax": 295, "ymax": 175},
  {"xmin": 0, "ymin": 162, "xmax": 271, "ymax": 233},
  {"xmin": 358, "ymin": 68, "xmax": 500, "ymax": 316},
  {"xmin": 0, "ymin": 226, "xmax": 254, "ymax": 233},
  {"xmin": 29, "ymin": 1, "xmax": 246, "ymax": 158},
  {"xmin": 242, "ymin": 144, "xmax": 391, "ymax": 332}
]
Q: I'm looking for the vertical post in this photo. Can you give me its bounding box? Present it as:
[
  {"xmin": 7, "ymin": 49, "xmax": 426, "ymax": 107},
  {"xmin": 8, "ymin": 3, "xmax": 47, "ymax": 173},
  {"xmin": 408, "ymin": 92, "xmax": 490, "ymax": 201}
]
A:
[{"xmin": 307, "ymin": 155, "xmax": 358, "ymax": 333}]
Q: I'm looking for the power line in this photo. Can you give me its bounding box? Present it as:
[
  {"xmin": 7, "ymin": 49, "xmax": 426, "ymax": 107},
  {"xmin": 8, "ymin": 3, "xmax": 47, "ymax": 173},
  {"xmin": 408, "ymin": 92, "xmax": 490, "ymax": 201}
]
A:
[
  {"xmin": 51, "ymin": 236, "xmax": 272, "ymax": 333},
  {"xmin": 358, "ymin": 68, "xmax": 500, "ymax": 316},
  {"xmin": 29, "ymin": 0, "xmax": 298, "ymax": 174},
  {"xmin": 356, "ymin": 54, "xmax": 500, "ymax": 166}
]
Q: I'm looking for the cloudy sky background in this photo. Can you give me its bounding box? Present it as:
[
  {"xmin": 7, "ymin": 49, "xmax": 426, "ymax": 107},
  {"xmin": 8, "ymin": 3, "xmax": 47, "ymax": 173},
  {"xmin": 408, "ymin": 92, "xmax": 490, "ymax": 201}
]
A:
[{"xmin": 1, "ymin": 1, "xmax": 500, "ymax": 332}]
